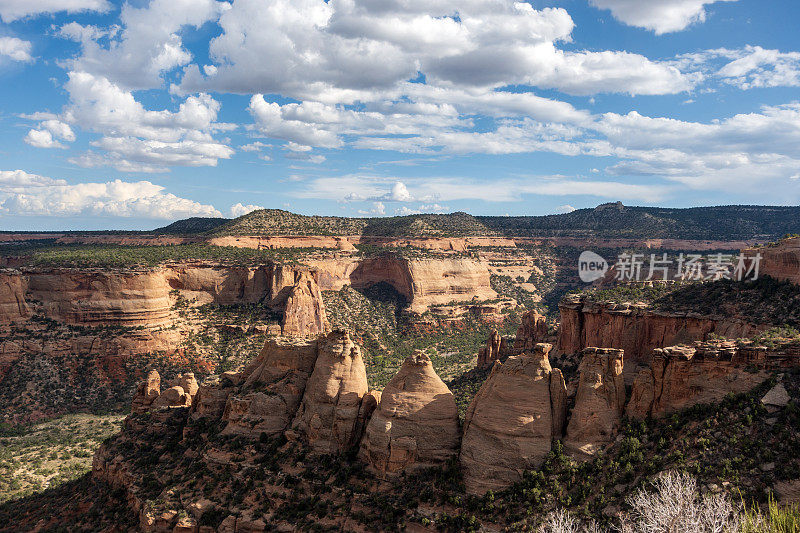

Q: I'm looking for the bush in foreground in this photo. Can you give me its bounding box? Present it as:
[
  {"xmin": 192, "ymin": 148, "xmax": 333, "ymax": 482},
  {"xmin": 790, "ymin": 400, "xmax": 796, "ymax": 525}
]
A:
[{"xmin": 538, "ymin": 471, "xmax": 799, "ymax": 533}]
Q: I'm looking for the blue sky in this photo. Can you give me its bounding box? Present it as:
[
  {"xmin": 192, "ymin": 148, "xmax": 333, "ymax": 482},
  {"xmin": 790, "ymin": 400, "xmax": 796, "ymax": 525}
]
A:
[{"xmin": 0, "ymin": 0, "xmax": 799, "ymax": 230}]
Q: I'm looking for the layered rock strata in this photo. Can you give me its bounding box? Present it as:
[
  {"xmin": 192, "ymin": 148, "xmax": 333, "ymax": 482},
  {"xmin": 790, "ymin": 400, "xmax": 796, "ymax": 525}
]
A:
[
  {"xmin": 557, "ymin": 294, "xmax": 763, "ymax": 375},
  {"xmin": 743, "ymin": 237, "xmax": 800, "ymax": 285},
  {"xmin": 281, "ymin": 270, "xmax": 331, "ymax": 337},
  {"xmin": 221, "ymin": 336, "xmax": 320, "ymax": 438},
  {"xmin": 461, "ymin": 343, "xmax": 567, "ymax": 494},
  {"xmin": 131, "ymin": 371, "xmax": 200, "ymax": 413},
  {"xmin": 359, "ymin": 351, "xmax": 460, "ymax": 478},
  {"xmin": 308, "ymin": 254, "xmax": 497, "ymax": 314},
  {"xmin": 289, "ymin": 331, "xmax": 369, "ymax": 454},
  {"xmin": 625, "ymin": 339, "xmax": 791, "ymax": 419},
  {"xmin": 565, "ymin": 348, "xmax": 626, "ymax": 458}
]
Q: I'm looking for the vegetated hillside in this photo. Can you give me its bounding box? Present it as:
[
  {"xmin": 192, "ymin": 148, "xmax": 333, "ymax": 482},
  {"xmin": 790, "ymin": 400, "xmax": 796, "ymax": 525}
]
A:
[
  {"xmin": 583, "ymin": 276, "xmax": 800, "ymax": 327},
  {"xmin": 210, "ymin": 209, "xmax": 369, "ymax": 236},
  {"xmin": 481, "ymin": 203, "xmax": 800, "ymax": 240},
  {"xmin": 153, "ymin": 217, "xmax": 230, "ymax": 234},
  {"xmin": 204, "ymin": 203, "xmax": 800, "ymax": 240}
]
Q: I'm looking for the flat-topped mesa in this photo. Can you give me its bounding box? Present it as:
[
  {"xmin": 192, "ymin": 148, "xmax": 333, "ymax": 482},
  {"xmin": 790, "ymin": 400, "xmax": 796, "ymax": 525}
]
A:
[
  {"xmin": 626, "ymin": 338, "xmax": 800, "ymax": 420},
  {"xmin": 556, "ymin": 293, "xmax": 763, "ymax": 378},
  {"xmin": 460, "ymin": 343, "xmax": 567, "ymax": 495},
  {"xmin": 289, "ymin": 330, "xmax": 369, "ymax": 454},
  {"xmin": 565, "ymin": 347, "xmax": 625, "ymax": 459},
  {"xmin": 359, "ymin": 351, "xmax": 460, "ymax": 479},
  {"xmin": 281, "ymin": 269, "xmax": 331, "ymax": 337}
]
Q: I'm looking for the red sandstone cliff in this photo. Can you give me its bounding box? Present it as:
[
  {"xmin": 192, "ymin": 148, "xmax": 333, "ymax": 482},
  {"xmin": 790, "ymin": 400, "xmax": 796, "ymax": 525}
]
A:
[
  {"xmin": 744, "ymin": 237, "xmax": 800, "ymax": 285},
  {"xmin": 557, "ymin": 294, "xmax": 764, "ymax": 377}
]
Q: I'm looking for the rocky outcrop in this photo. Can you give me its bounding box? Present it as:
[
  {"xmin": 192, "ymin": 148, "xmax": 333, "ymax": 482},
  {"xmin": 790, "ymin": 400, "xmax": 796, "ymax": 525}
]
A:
[
  {"xmin": 131, "ymin": 370, "xmax": 161, "ymax": 414},
  {"xmin": 281, "ymin": 270, "xmax": 331, "ymax": 337},
  {"xmin": 289, "ymin": 331, "xmax": 369, "ymax": 454},
  {"xmin": 476, "ymin": 311, "xmax": 548, "ymax": 368},
  {"xmin": 152, "ymin": 385, "xmax": 192, "ymax": 409},
  {"xmin": 0, "ymin": 272, "xmax": 29, "ymax": 323},
  {"xmin": 512, "ymin": 310, "xmax": 548, "ymax": 353},
  {"xmin": 744, "ymin": 237, "xmax": 800, "ymax": 285},
  {"xmin": 131, "ymin": 371, "xmax": 199, "ymax": 413},
  {"xmin": 222, "ymin": 336, "xmax": 319, "ymax": 438},
  {"xmin": 309, "ymin": 254, "xmax": 497, "ymax": 314},
  {"xmin": 557, "ymin": 294, "xmax": 764, "ymax": 376},
  {"xmin": 353, "ymin": 390, "xmax": 381, "ymax": 449},
  {"xmin": 11, "ymin": 262, "xmax": 315, "ymax": 328},
  {"xmin": 359, "ymin": 352, "xmax": 460, "ymax": 478},
  {"xmin": 625, "ymin": 340, "xmax": 783, "ymax": 419},
  {"xmin": 460, "ymin": 343, "xmax": 567, "ymax": 495},
  {"xmin": 26, "ymin": 270, "xmax": 174, "ymax": 326},
  {"xmin": 220, "ymin": 331, "xmax": 369, "ymax": 441},
  {"xmin": 477, "ymin": 330, "xmax": 509, "ymax": 368},
  {"xmin": 565, "ymin": 348, "xmax": 626, "ymax": 458}
]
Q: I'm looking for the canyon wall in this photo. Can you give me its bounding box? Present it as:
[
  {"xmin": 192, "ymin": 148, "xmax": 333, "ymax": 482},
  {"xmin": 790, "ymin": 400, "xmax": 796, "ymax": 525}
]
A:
[
  {"xmin": 0, "ymin": 272, "xmax": 29, "ymax": 323},
  {"xmin": 308, "ymin": 254, "xmax": 497, "ymax": 314},
  {"xmin": 744, "ymin": 237, "xmax": 800, "ymax": 285},
  {"xmin": 626, "ymin": 339, "xmax": 800, "ymax": 419},
  {"xmin": 557, "ymin": 294, "xmax": 764, "ymax": 376},
  {"xmin": 0, "ymin": 262, "xmax": 323, "ymax": 328}
]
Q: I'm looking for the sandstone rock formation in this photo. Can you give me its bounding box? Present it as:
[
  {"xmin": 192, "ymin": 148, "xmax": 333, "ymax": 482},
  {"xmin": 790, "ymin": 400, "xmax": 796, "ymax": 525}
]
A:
[
  {"xmin": 352, "ymin": 390, "xmax": 381, "ymax": 449},
  {"xmin": 557, "ymin": 294, "xmax": 763, "ymax": 377},
  {"xmin": 281, "ymin": 270, "xmax": 331, "ymax": 337},
  {"xmin": 477, "ymin": 330, "xmax": 508, "ymax": 368},
  {"xmin": 289, "ymin": 331, "xmax": 369, "ymax": 454},
  {"xmin": 131, "ymin": 370, "xmax": 161, "ymax": 414},
  {"xmin": 626, "ymin": 341, "xmax": 771, "ymax": 419},
  {"xmin": 152, "ymin": 385, "xmax": 192, "ymax": 409},
  {"xmin": 359, "ymin": 351, "xmax": 460, "ymax": 478},
  {"xmin": 309, "ymin": 254, "xmax": 497, "ymax": 314},
  {"xmin": 744, "ymin": 237, "xmax": 800, "ymax": 285},
  {"xmin": 0, "ymin": 273, "xmax": 29, "ymax": 324},
  {"xmin": 191, "ymin": 376, "xmax": 235, "ymax": 419},
  {"xmin": 476, "ymin": 311, "xmax": 548, "ymax": 368},
  {"xmin": 222, "ymin": 336, "xmax": 319, "ymax": 438},
  {"xmin": 460, "ymin": 343, "xmax": 567, "ymax": 494},
  {"xmin": 512, "ymin": 310, "xmax": 548, "ymax": 353},
  {"xmin": 131, "ymin": 371, "xmax": 199, "ymax": 412},
  {"xmin": 26, "ymin": 270, "xmax": 174, "ymax": 327},
  {"xmin": 565, "ymin": 348, "xmax": 626, "ymax": 458}
]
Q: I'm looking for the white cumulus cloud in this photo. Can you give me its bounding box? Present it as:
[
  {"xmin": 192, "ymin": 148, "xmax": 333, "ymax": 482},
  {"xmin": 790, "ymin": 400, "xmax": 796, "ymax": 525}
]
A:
[
  {"xmin": 230, "ymin": 203, "xmax": 264, "ymax": 218},
  {"xmin": 589, "ymin": 0, "xmax": 737, "ymax": 34},
  {"xmin": 0, "ymin": 36, "xmax": 32, "ymax": 62},
  {"xmin": 0, "ymin": 169, "xmax": 221, "ymax": 219},
  {"xmin": 0, "ymin": 0, "xmax": 112, "ymax": 23}
]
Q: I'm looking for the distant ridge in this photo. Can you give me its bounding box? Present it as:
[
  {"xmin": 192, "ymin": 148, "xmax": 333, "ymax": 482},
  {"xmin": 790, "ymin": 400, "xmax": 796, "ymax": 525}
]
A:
[
  {"xmin": 158, "ymin": 204, "xmax": 800, "ymax": 241},
  {"xmin": 154, "ymin": 217, "xmax": 230, "ymax": 235}
]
